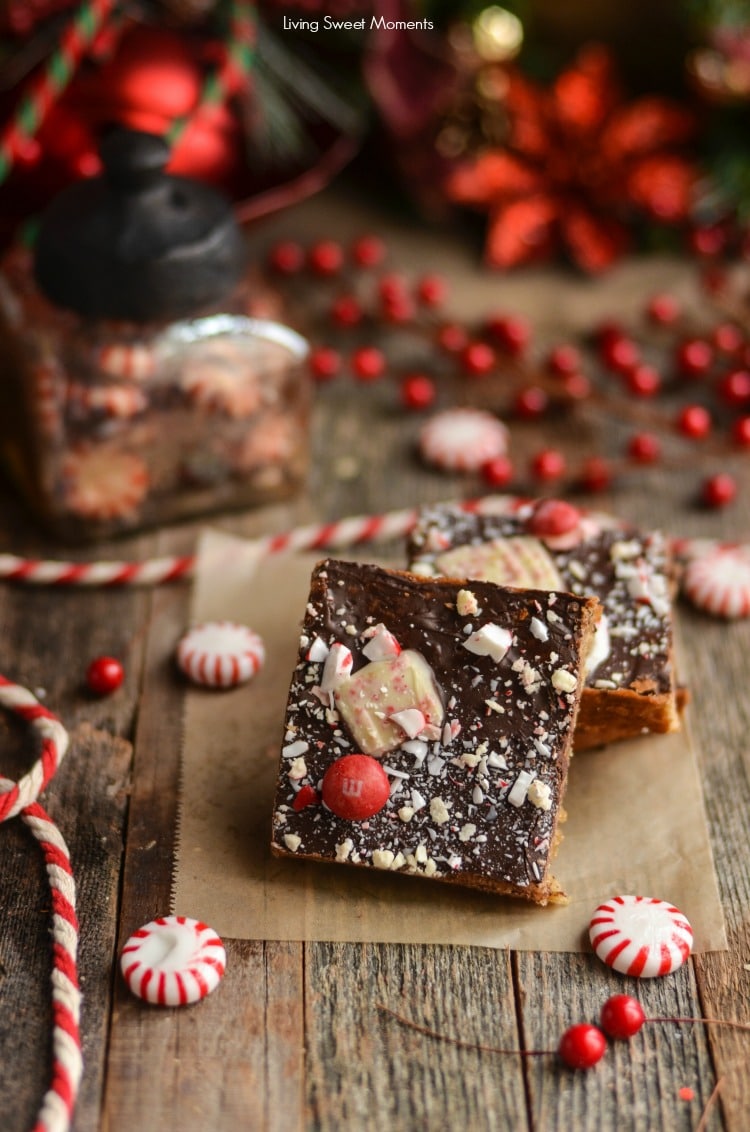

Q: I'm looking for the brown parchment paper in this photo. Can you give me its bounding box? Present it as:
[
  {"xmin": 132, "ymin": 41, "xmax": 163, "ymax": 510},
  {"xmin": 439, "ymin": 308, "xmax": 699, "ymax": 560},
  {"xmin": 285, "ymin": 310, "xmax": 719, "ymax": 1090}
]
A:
[{"xmin": 172, "ymin": 528, "xmax": 727, "ymax": 952}]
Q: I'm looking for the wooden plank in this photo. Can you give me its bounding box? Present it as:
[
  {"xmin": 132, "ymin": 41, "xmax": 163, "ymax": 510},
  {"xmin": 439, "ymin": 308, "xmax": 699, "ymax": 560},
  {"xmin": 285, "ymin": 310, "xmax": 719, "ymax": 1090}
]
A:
[
  {"xmin": 305, "ymin": 942, "xmax": 529, "ymax": 1130},
  {"xmin": 0, "ymin": 568, "xmax": 149, "ymax": 1132},
  {"xmin": 516, "ymin": 953, "xmax": 719, "ymax": 1131}
]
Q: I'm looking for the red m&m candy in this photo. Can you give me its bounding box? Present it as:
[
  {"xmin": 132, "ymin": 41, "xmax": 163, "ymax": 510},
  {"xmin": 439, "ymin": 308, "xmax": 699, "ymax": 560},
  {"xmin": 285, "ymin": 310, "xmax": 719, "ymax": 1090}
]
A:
[
  {"xmin": 321, "ymin": 754, "xmax": 390, "ymax": 820},
  {"xmin": 527, "ymin": 499, "xmax": 581, "ymax": 538}
]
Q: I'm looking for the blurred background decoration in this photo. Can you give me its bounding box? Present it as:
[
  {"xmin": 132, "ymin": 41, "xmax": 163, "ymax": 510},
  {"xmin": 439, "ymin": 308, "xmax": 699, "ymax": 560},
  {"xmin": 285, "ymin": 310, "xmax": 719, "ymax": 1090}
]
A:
[{"xmin": 2, "ymin": 0, "xmax": 750, "ymax": 271}]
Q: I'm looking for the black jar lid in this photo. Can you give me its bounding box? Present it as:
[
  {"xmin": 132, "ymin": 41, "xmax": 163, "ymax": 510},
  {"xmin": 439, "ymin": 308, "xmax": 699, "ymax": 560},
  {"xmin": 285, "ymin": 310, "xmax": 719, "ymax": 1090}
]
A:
[{"xmin": 33, "ymin": 129, "xmax": 247, "ymax": 322}]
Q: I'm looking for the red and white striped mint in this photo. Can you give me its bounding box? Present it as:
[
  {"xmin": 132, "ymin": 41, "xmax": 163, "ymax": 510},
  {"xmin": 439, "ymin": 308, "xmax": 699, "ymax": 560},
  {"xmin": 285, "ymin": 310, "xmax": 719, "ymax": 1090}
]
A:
[
  {"xmin": 589, "ymin": 894, "xmax": 693, "ymax": 978},
  {"xmin": 96, "ymin": 342, "xmax": 156, "ymax": 381},
  {"xmin": 682, "ymin": 545, "xmax": 750, "ymax": 620},
  {"xmin": 61, "ymin": 447, "xmax": 150, "ymax": 520},
  {"xmin": 177, "ymin": 621, "xmax": 265, "ymax": 688},
  {"xmin": 120, "ymin": 915, "xmax": 226, "ymax": 1006},
  {"xmin": 419, "ymin": 408, "xmax": 508, "ymax": 472}
]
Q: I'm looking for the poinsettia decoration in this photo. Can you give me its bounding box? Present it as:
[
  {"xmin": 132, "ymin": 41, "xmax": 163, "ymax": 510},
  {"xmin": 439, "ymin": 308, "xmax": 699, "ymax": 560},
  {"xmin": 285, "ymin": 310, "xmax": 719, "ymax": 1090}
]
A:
[{"xmin": 445, "ymin": 44, "xmax": 700, "ymax": 273}]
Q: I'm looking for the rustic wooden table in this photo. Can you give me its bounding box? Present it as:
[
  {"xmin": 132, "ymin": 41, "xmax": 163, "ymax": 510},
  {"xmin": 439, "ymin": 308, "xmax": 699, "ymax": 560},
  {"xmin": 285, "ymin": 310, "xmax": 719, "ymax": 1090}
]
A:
[{"xmin": 1, "ymin": 188, "xmax": 749, "ymax": 1132}]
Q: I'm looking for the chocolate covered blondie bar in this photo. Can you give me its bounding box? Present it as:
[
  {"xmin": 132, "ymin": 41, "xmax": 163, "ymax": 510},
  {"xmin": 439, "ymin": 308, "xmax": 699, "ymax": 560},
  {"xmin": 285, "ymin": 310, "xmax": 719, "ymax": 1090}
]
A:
[
  {"xmin": 271, "ymin": 558, "xmax": 599, "ymax": 905},
  {"xmin": 407, "ymin": 498, "xmax": 681, "ymax": 750}
]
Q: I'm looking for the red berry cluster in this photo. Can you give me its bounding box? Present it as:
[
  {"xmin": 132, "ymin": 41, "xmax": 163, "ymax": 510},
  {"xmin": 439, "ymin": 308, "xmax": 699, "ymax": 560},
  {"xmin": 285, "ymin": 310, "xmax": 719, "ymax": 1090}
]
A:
[
  {"xmin": 266, "ymin": 235, "xmax": 749, "ymax": 510},
  {"xmin": 558, "ymin": 995, "xmax": 646, "ymax": 1070}
]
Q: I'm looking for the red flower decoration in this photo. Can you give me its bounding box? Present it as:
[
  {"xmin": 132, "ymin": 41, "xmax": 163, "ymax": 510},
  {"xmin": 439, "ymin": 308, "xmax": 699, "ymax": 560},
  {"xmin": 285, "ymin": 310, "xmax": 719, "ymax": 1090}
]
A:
[{"xmin": 445, "ymin": 45, "xmax": 698, "ymax": 273}]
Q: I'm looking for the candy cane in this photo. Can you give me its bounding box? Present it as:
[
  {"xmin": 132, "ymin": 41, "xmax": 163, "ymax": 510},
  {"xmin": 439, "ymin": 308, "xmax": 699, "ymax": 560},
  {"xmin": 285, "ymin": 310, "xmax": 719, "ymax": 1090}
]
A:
[
  {"xmin": 0, "ymin": 677, "xmax": 80, "ymax": 1132},
  {"xmin": 0, "ymin": 497, "xmax": 746, "ymax": 592}
]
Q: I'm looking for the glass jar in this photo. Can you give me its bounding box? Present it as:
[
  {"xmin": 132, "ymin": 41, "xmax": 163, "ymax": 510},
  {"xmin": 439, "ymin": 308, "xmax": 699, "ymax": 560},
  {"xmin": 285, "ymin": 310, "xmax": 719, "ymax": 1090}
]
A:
[{"xmin": 0, "ymin": 130, "xmax": 310, "ymax": 543}]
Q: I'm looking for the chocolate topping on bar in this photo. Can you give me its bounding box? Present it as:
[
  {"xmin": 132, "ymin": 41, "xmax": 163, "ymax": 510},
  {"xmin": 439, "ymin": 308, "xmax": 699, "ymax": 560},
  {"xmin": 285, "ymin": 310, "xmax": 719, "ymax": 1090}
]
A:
[
  {"xmin": 271, "ymin": 559, "xmax": 599, "ymax": 903},
  {"xmin": 408, "ymin": 504, "xmax": 674, "ymax": 699}
]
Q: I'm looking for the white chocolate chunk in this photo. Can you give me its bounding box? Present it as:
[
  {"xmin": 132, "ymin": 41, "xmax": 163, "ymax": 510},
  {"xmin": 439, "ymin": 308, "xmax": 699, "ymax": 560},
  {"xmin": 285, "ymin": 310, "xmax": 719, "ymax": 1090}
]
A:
[
  {"xmin": 551, "ymin": 669, "xmax": 578, "ymax": 693},
  {"xmin": 334, "ymin": 649, "xmax": 444, "ymax": 758},
  {"xmin": 527, "ymin": 779, "xmax": 553, "ymax": 811},
  {"xmin": 456, "ymin": 589, "xmax": 479, "ymax": 616},
  {"xmin": 283, "ymin": 834, "xmax": 302, "ymax": 852},
  {"xmin": 335, "ymin": 839, "xmax": 354, "ymax": 862},
  {"xmin": 429, "ymin": 797, "xmax": 450, "ymax": 825}
]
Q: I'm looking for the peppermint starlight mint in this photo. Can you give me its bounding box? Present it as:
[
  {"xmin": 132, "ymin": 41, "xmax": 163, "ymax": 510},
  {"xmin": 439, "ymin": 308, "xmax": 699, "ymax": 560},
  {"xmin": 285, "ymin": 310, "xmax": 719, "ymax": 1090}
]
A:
[{"xmin": 280, "ymin": 14, "xmax": 434, "ymax": 31}]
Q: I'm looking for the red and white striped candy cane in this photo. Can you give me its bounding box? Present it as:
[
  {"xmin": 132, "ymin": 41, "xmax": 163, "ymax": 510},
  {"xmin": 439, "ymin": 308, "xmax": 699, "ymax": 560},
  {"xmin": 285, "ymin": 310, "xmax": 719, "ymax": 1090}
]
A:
[
  {"xmin": 0, "ymin": 496, "xmax": 741, "ymax": 589},
  {"xmin": 0, "ymin": 676, "xmax": 81, "ymax": 1132},
  {"xmin": 0, "ymin": 497, "xmax": 530, "ymax": 587}
]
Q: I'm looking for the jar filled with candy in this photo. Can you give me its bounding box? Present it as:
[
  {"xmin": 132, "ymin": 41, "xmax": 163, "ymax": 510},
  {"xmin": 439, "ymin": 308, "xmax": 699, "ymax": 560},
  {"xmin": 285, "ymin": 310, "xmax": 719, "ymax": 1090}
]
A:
[{"xmin": 0, "ymin": 129, "xmax": 310, "ymax": 542}]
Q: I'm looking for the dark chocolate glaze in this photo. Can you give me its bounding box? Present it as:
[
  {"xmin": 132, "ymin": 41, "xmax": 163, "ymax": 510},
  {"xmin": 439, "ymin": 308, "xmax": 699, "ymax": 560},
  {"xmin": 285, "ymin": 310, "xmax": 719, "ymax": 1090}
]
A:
[
  {"xmin": 408, "ymin": 505, "xmax": 674, "ymax": 697},
  {"xmin": 272, "ymin": 559, "xmax": 598, "ymax": 900}
]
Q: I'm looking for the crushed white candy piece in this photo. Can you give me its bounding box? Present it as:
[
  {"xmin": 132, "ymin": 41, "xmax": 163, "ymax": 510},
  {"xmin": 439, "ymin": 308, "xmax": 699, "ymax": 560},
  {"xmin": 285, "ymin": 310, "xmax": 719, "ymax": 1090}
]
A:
[
  {"xmin": 551, "ymin": 669, "xmax": 578, "ymax": 693},
  {"xmin": 415, "ymin": 843, "xmax": 428, "ymax": 864},
  {"xmin": 472, "ymin": 785, "xmax": 484, "ymax": 804},
  {"xmin": 507, "ymin": 769, "xmax": 536, "ymax": 807},
  {"xmin": 411, "ymin": 789, "xmax": 427, "ymax": 811},
  {"xmin": 458, "ymin": 823, "xmax": 477, "ymax": 842},
  {"xmin": 485, "ymin": 699, "xmax": 505, "ymax": 714},
  {"xmin": 288, "ymin": 757, "xmax": 308, "ymax": 781},
  {"xmin": 307, "ymin": 637, "xmax": 330, "ymax": 663},
  {"xmin": 362, "ymin": 623, "xmax": 401, "ymax": 661},
  {"xmin": 372, "ymin": 849, "xmax": 395, "ymax": 870},
  {"xmin": 429, "ymin": 797, "xmax": 450, "ymax": 825},
  {"xmin": 398, "ymin": 806, "xmax": 415, "ymax": 822},
  {"xmin": 283, "ymin": 740, "xmax": 310, "ymax": 759},
  {"xmin": 527, "ymin": 780, "xmax": 553, "ymax": 811},
  {"xmin": 390, "ymin": 708, "xmax": 427, "ymax": 738},
  {"xmin": 335, "ymin": 839, "xmax": 354, "ymax": 862},
  {"xmin": 320, "ymin": 642, "xmax": 353, "ymax": 692},
  {"xmin": 283, "ymin": 834, "xmax": 302, "ymax": 852},
  {"xmin": 463, "ymin": 623, "xmax": 513, "ymax": 662},
  {"xmin": 487, "ymin": 750, "xmax": 507, "ymax": 769},
  {"xmin": 530, "ymin": 617, "xmax": 549, "ymax": 642},
  {"xmin": 611, "ymin": 539, "xmax": 641, "ymax": 560},
  {"xmin": 456, "ymin": 589, "xmax": 479, "ymax": 616}
]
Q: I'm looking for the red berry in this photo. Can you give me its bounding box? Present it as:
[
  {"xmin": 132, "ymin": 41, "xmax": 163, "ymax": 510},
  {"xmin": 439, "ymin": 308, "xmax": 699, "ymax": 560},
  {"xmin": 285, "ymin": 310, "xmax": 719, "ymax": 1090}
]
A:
[
  {"xmin": 718, "ymin": 369, "xmax": 750, "ymax": 407},
  {"xmin": 580, "ymin": 456, "xmax": 613, "ymax": 492},
  {"xmin": 676, "ymin": 338, "xmax": 713, "ymax": 378},
  {"xmin": 461, "ymin": 342, "xmax": 496, "ymax": 377},
  {"xmin": 378, "ymin": 273, "xmax": 408, "ymax": 303},
  {"xmin": 557, "ymin": 1024, "xmax": 607, "ymax": 1070},
  {"xmin": 481, "ymin": 454, "xmax": 514, "ymax": 487},
  {"xmin": 436, "ymin": 322, "xmax": 468, "ymax": 354},
  {"xmin": 600, "ymin": 995, "xmax": 647, "ymax": 1040},
  {"xmin": 268, "ymin": 240, "xmax": 304, "ymax": 275},
  {"xmin": 677, "ymin": 404, "xmax": 712, "ymax": 439},
  {"xmin": 86, "ymin": 655, "xmax": 124, "ymax": 696},
  {"xmin": 416, "ymin": 273, "xmax": 447, "ymax": 307},
  {"xmin": 351, "ymin": 346, "xmax": 386, "ymax": 381},
  {"xmin": 485, "ymin": 313, "xmax": 531, "ymax": 356},
  {"xmin": 627, "ymin": 432, "xmax": 662, "ymax": 464},
  {"xmin": 330, "ymin": 294, "xmax": 363, "ymax": 327},
  {"xmin": 646, "ymin": 293, "xmax": 681, "ymax": 325},
  {"xmin": 595, "ymin": 319, "xmax": 625, "ymax": 350},
  {"xmin": 690, "ymin": 223, "xmax": 727, "ymax": 258},
  {"xmin": 321, "ymin": 754, "xmax": 390, "ymax": 820},
  {"xmin": 309, "ymin": 240, "xmax": 344, "ymax": 276},
  {"xmin": 547, "ymin": 343, "xmax": 581, "ymax": 376},
  {"xmin": 401, "ymin": 373, "xmax": 436, "ymax": 410},
  {"xmin": 351, "ymin": 234, "xmax": 386, "ymax": 268},
  {"xmin": 381, "ymin": 295, "xmax": 415, "ymax": 324},
  {"xmin": 309, "ymin": 346, "xmax": 341, "ymax": 381},
  {"xmin": 601, "ymin": 335, "xmax": 640, "ymax": 374},
  {"xmin": 732, "ymin": 416, "xmax": 750, "ymax": 447},
  {"xmin": 514, "ymin": 386, "xmax": 548, "ymax": 418},
  {"xmin": 625, "ymin": 364, "xmax": 661, "ymax": 398},
  {"xmin": 711, "ymin": 322, "xmax": 744, "ymax": 356},
  {"xmin": 527, "ymin": 499, "xmax": 581, "ymax": 537},
  {"xmin": 531, "ymin": 449, "xmax": 566, "ymax": 482},
  {"xmin": 562, "ymin": 373, "xmax": 592, "ymax": 400},
  {"xmin": 702, "ymin": 472, "xmax": 737, "ymax": 508},
  {"xmin": 292, "ymin": 785, "xmax": 320, "ymax": 812}
]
